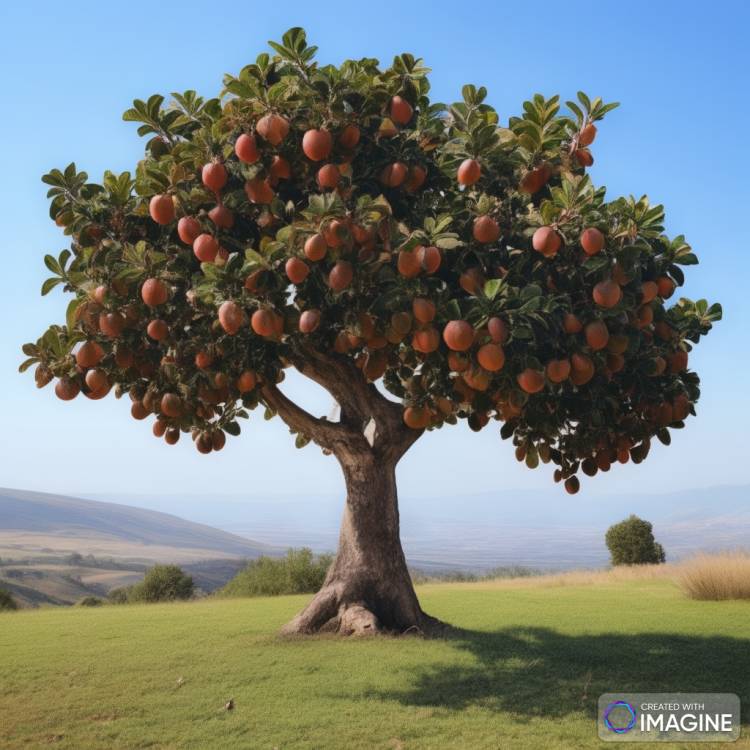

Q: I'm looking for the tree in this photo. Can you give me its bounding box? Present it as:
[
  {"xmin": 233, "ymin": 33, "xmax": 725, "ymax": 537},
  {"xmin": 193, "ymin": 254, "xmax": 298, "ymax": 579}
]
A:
[
  {"xmin": 21, "ymin": 28, "xmax": 719, "ymax": 635},
  {"xmin": 129, "ymin": 565, "xmax": 194, "ymax": 602},
  {"xmin": 0, "ymin": 588, "xmax": 18, "ymax": 611},
  {"xmin": 606, "ymin": 515, "xmax": 666, "ymax": 565}
]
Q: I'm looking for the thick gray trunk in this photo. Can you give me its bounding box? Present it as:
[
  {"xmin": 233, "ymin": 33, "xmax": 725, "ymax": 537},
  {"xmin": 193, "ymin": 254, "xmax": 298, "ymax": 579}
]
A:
[{"xmin": 281, "ymin": 454, "xmax": 432, "ymax": 635}]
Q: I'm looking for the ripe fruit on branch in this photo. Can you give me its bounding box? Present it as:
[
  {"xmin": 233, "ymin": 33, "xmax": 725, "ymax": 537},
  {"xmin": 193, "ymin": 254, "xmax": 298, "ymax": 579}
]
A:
[
  {"xmin": 177, "ymin": 216, "xmax": 201, "ymax": 245},
  {"xmin": 316, "ymin": 164, "xmax": 340, "ymax": 189},
  {"xmin": 285, "ymin": 257, "xmax": 310, "ymax": 284},
  {"xmin": 593, "ymin": 279, "xmax": 622, "ymax": 308},
  {"xmin": 338, "ymin": 124, "xmax": 360, "ymax": 149},
  {"xmin": 668, "ymin": 349, "xmax": 688, "ymax": 372},
  {"xmin": 244, "ymin": 178, "xmax": 274, "ymax": 204},
  {"xmin": 563, "ymin": 313, "xmax": 583, "ymax": 334},
  {"xmin": 580, "ymin": 227, "xmax": 605, "ymax": 255},
  {"xmin": 636, "ymin": 304, "xmax": 654, "ymax": 328},
  {"xmin": 147, "ymin": 319, "xmax": 169, "ymax": 341},
  {"xmin": 519, "ymin": 163, "xmax": 551, "ymax": 194},
  {"xmin": 208, "ymin": 204, "xmax": 234, "ymax": 229},
  {"xmin": 657, "ymin": 276, "xmax": 676, "ymax": 298},
  {"xmin": 302, "ymin": 128, "xmax": 333, "ymax": 161},
  {"xmin": 202, "ymin": 162, "xmax": 228, "ymax": 193},
  {"xmin": 532, "ymin": 226, "xmax": 561, "ymax": 257},
  {"xmin": 218, "ymin": 300, "xmax": 244, "ymax": 335},
  {"xmin": 546, "ymin": 358, "xmax": 571, "ymax": 383},
  {"xmin": 641, "ymin": 281, "xmax": 658, "ymax": 303},
  {"xmin": 578, "ymin": 123, "xmax": 597, "ymax": 146},
  {"xmin": 517, "ymin": 368, "xmax": 545, "ymax": 394},
  {"xmin": 416, "ymin": 245, "xmax": 441, "ymax": 274},
  {"xmin": 237, "ymin": 370, "xmax": 257, "ymax": 392},
  {"xmin": 443, "ymin": 320, "xmax": 474, "ymax": 351},
  {"xmin": 304, "ymin": 233, "xmax": 327, "ymax": 261},
  {"xmin": 473, "ymin": 215, "xmax": 500, "ymax": 244},
  {"xmin": 564, "ymin": 476, "xmax": 580, "ymax": 494},
  {"xmin": 149, "ymin": 194, "xmax": 174, "ymax": 225},
  {"xmin": 251, "ymin": 309, "xmax": 279, "ymax": 337},
  {"xmin": 160, "ymin": 393, "xmax": 182, "ymax": 418},
  {"xmin": 99, "ymin": 311, "xmax": 124, "ymax": 338},
  {"xmin": 234, "ymin": 133, "xmax": 259, "ymax": 163},
  {"xmin": 570, "ymin": 353, "xmax": 595, "ymax": 385},
  {"xmin": 76, "ymin": 340, "xmax": 104, "ymax": 368},
  {"xmin": 195, "ymin": 351, "xmax": 213, "ymax": 369},
  {"xmin": 299, "ymin": 309, "xmax": 321, "ymax": 333},
  {"xmin": 389, "ymin": 96, "xmax": 413, "ymax": 125},
  {"xmin": 488, "ymin": 317, "xmax": 508, "ymax": 344},
  {"xmin": 575, "ymin": 148, "xmax": 594, "ymax": 167},
  {"xmin": 397, "ymin": 250, "xmax": 420, "ymax": 278},
  {"xmin": 405, "ymin": 165, "xmax": 426, "ymax": 192},
  {"xmin": 457, "ymin": 158, "xmax": 481, "ymax": 186},
  {"xmin": 380, "ymin": 162, "xmax": 408, "ymax": 187},
  {"xmin": 323, "ymin": 219, "xmax": 347, "ymax": 248},
  {"xmin": 459, "ymin": 267, "xmax": 485, "ymax": 295},
  {"xmin": 403, "ymin": 405, "xmax": 430, "ymax": 429},
  {"xmin": 270, "ymin": 156, "xmax": 291, "ymax": 181},
  {"xmin": 85, "ymin": 368, "xmax": 109, "ymax": 392},
  {"xmin": 585, "ymin": 320, "xmax": 609, "ymax": 350},
  {"xmin": 477, "ymin": 343, "xmax": 505, "ymax": 372},
  {"xmin": 193, "ymin": 234, "xmax": 219, "ymax": 263},
  {"xmin": 412, "ymin": 298, "xmax": 436, "ymax": 323},
  {"xmin": 412, "ymin": 327, "xmax": 439, "ymax": 353},
  {"xmin": 55, "ymin": 377, "xmax": 80, "ymax": 401},
  {"xmin": 328, "ymin": 261, "xmax": 354, "ymax": 291},
  {"xmin": 256, "ymin": 113, "xmax": 289, "ymax": 145}
]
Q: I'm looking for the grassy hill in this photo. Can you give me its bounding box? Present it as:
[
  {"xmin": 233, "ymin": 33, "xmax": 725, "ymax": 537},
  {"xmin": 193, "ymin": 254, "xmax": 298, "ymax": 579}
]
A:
[
  {"xmin": 0, "ymin": 488, "xmax": 276, "ymax": 560},
  {"xmin": 1, "ymin": 576, "xmax": 749, "ymax": 749}
]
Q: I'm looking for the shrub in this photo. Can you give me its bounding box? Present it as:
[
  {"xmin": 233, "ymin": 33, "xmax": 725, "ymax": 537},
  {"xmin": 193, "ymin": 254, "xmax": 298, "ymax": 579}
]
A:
[
  {"xmin": 220, "ymin": 549, "xmax": 333, "ymax": 598},
  {"xmin": 678, "ymin": 551, "xmax": 750, "ymax": 600},
  {"xmin": 76, "ymin": 596, "xmax": 104, "ymax": 607},
  {"xmin": 107, "ymin": 587, "xmax": 131, "ymax": 604},
  {"xmin": 0, "ymin": 588, "xmax": 18, "ymax": 611},
  {"xmin": 605, "ymin": 515, "xmax": 665, "ymax": 565},
  {"xmin": 128, "ymin": 565, "xmax": 194, "ymax": 603}
]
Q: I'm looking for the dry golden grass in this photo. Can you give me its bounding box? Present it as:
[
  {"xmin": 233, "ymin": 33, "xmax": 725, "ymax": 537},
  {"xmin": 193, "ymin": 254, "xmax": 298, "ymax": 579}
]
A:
[
  {"xmin": 677, "ymin": 551, "xmax": 750, "ymax": 601},
  {"xmin": 457, "ymin": 563, "xmax": 676, "ymax": 590},
  {"xmin": 448, "ymin": 550, "xmax": 750, "ymax": 598}
]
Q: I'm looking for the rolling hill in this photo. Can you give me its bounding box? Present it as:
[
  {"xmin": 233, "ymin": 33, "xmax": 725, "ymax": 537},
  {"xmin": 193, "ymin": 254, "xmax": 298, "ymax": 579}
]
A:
[{"xmin": 0, "ymin": 487, "xmax": 276, "ymax": 562}]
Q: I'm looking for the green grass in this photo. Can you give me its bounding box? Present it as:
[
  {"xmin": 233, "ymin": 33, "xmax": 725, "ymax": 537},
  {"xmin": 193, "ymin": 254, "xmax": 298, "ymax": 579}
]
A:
[{"xmin": 1, "ymin": 579, "xmax": 749, "ymax": 749}]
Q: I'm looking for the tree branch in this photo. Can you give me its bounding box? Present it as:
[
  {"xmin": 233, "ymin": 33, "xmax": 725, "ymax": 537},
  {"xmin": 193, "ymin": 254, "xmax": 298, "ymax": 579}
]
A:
[{"xmin": 260, "ymin": 382, "xmax": 356, "ymax": 452}]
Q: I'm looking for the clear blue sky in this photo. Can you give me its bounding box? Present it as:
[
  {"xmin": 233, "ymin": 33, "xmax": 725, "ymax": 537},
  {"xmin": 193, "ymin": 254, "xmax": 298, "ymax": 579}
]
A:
[{"xmin": 0, "ymin": 0, "xmax": 747, "ymax": 502}]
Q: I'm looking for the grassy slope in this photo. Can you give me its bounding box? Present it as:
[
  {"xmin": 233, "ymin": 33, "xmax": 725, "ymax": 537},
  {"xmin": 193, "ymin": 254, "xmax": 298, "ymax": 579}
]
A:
[{"xmin": 1, "ymin": 580, "xmax": 749, "ymax": 749}]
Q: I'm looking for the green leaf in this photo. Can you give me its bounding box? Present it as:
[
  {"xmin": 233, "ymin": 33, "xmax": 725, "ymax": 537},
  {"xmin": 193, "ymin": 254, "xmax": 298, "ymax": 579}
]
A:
[
  {"xmin": 66, "ymin": 298, "xmax": 82, "ymax": 331},
  {"xmin": 41, "ymin": 277, "xmax": 62, "ymax": 296}
]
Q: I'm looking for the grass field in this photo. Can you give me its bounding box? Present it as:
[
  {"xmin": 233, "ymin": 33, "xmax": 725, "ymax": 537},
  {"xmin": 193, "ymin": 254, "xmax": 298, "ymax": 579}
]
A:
[{"xmin": 1, "ymin": 576, "xmax": 749, "ymax": 749}]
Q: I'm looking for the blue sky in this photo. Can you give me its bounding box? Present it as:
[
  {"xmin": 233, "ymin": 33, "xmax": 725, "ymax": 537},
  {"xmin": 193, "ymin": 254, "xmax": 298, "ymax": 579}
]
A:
[{"xmin": 0, "ymin": 0, "xmax": 747, "ymax": 502}]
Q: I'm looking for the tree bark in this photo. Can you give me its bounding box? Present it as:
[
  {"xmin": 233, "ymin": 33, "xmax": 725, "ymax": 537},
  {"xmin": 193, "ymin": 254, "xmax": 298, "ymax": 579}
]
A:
[
  {"xmin": 263, "ymin": 349, "xmax": 444, "ymax": 636},
  {"xmin": 281, "ymin": 451, "xmax": 437, "ymax": 636}
]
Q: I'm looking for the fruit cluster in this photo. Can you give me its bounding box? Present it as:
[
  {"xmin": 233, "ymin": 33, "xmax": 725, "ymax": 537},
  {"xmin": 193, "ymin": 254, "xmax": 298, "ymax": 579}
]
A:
[{"xmin": 22, "ymin": 29, "xmax": 720, "ymax": 490}]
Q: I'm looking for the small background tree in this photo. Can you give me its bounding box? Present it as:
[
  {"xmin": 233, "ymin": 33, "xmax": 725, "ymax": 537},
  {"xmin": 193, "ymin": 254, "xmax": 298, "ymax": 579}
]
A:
[
  {"xmin": 606, "ymin": 515, "xmax": 665, "ymax": 565},
  {"xmin": 21, "ymin": 28, "xmax": 718, "ymax": 635},
  {"xmin": 129, "ymin": 564, "xmax": 194, "ymax": 602},
  {"xmin": 0, "ymin": 588, "xmax": 18, "ymax": 611}
]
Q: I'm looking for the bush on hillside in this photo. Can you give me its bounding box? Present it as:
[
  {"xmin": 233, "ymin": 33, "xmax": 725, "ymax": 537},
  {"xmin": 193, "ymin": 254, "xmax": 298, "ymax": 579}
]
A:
[
  {"xmin": 679, "ymin": 551, "xmax": 750, "ymax": 600},
  {"xmin": 221, "ymin": 549, "xmax": 333, "ymax": 598},
  {"xmin": 0, "ymin": 588, "xmax": 18, "ymax": 611},
  {"xmin": 107, "ymin": 587, "xmax": 131, "ymax": 604},
  {"xmin": 128, "ymin": 565, "xmax": 194, "ymax": 603},
  {"xmin": 605, "ymin": 515, "xmax": 665, "ymax": 566},
  {"xmin": 76, "ymin": 596, "xmax": 104, "ymax": 607}
]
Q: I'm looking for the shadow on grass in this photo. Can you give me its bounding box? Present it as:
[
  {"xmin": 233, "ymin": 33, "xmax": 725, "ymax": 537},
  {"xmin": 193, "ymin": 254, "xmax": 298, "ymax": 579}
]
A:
[{"xmin": 375, "ymin": 627, "xmax": 750, "ymax": 720}]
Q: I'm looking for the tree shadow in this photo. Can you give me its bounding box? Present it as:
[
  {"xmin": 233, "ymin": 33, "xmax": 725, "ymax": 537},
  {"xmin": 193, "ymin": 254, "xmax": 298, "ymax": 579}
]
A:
[{"xmin": 374, "ymin": 627, "xmax": 750, "ymax": 721}]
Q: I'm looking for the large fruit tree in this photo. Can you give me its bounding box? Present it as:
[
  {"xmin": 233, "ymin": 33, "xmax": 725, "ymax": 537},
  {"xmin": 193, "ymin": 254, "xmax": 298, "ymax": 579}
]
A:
[{"xmin": 21, "ymin": 29, "xmax": 720, "ymax": 635}]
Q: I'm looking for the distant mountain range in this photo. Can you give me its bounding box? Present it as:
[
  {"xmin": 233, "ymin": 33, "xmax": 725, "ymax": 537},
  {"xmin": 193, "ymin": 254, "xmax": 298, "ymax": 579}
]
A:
[
  {"xmin": 0, "ymin": 487, "xmax": 276, "ymax": 563},
  {"xmin": 79, "ymin": 484, "xmax": 750, "ymax": 572}
]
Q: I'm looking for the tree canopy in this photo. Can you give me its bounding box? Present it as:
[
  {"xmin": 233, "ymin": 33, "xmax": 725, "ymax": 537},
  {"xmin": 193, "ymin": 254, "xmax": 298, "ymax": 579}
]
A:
[{"xmin": 21, "ymin": 27, "xmax": 720, "ymax": 492}]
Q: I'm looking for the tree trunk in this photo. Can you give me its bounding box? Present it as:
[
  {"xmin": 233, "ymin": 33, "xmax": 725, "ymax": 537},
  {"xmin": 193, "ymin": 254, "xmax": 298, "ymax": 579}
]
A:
[{"xmin": 281, "ymin": 452, "xmax": 438, "ymax": 636}]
